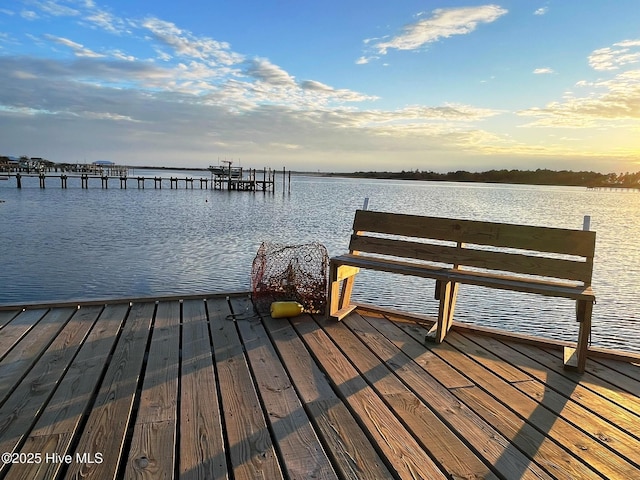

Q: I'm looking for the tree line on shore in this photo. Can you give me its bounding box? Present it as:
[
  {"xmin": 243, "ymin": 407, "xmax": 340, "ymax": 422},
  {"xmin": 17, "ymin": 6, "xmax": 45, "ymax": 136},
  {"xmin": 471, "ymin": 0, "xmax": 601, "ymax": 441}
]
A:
[{"xmin": 327, "ymin": 168, "xmax": 640, "ymax": 188}]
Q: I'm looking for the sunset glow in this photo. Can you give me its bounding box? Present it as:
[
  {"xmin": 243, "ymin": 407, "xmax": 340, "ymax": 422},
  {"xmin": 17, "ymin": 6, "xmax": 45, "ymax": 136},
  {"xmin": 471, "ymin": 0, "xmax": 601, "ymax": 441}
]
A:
[{"xmin": 1, "ymin": 1, "xmax": 639, "ymax": 172}]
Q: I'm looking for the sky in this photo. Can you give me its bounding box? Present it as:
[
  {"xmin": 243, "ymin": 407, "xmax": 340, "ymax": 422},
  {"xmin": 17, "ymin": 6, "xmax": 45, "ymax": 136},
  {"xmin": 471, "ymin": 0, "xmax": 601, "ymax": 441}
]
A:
[{"xmin": 1, "ymin": 1, "xmax": 640, "ymax": 173}]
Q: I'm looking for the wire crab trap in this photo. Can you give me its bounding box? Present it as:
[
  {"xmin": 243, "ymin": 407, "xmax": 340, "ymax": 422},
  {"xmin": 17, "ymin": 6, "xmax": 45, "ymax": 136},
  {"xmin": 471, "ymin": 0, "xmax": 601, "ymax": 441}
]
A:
[{"xmin": 251, "ymin": 241, "xmax": 328, "ymax": 314}]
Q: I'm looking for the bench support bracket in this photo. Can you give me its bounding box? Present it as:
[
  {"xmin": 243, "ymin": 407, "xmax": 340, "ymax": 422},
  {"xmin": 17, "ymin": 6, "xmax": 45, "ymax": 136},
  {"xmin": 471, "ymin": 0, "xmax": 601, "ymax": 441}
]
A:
[
  {"xmin": 328, "ymin": 264, "xmax": 360, "ymax": 320},
  {"xmin": 563, "ymin": 299, "xmax": 593, "ymax": 372},
  {"xmin": 426, "ymin": 280, "xmax": 459, "ymax": 343}
]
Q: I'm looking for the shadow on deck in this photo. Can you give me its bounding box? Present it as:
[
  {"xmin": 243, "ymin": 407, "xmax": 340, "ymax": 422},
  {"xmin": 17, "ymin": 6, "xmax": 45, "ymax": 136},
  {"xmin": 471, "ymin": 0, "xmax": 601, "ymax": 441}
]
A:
[{"xmin": 0, "ymin": 293, "xmax": 639, "ymax": 479}]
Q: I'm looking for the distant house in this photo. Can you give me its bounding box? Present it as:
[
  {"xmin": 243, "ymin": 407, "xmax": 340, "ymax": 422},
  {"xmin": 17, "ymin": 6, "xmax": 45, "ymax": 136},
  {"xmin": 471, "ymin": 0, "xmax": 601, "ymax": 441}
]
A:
[{"xmin": 0, "ymin": 156, "xmax": 20, "ymax": 172}]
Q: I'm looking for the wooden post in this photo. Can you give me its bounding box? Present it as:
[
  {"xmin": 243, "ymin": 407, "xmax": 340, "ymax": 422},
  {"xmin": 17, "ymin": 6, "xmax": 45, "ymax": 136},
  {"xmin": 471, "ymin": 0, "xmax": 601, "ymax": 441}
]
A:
[
  {"xmin": 288, "ymin": 169, "xmax": 291, "ymax": 194},
  {"xmin": 101, "ymin": 176, "xmax": 108, "ymax": 189},
  {"xmin": 137, "ymin": 176, "xmax": 145, "ymax": 189},
  {"xmin": 39, "ymin": 174, "xmax": 45, "ymax": 188},
  {"xmin": 61, "ymin": 175, "xmax": 67, "ymax": 189},
  {"xmin": 154, "ymin": 177, "xmax": 162, "ymax": 189},
  {"xmin": 120, "ymin": 176, "xmax": 127, "ymax": 189},
  {"xmin": 82, "ymin": 174, "xmax": 89, "ymax": 189},
  {"xmin": 16, "ymin": 173, "xmax": 21, "ymax": 189},
  {"xmin": 564, "ymin": 214, "xmax": 593, "ymax": 372}
]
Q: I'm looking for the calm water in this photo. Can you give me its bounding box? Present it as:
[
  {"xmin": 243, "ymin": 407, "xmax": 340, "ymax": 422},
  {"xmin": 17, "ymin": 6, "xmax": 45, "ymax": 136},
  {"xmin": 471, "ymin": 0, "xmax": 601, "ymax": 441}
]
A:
[{"xmin": 1, "ymin": 171, "xmax": 639, "ymax": 353}]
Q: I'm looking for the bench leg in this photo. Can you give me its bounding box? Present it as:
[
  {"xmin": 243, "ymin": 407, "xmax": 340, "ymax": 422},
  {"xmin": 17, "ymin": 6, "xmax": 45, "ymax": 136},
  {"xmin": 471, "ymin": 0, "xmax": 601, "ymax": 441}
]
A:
[
  {"xmin": 327, "ymin": 263, "xmax": 359, "ymax": 321},
  {"xmin": 564, "ymin": 299, "xmax": 593, "ymax": 372},
  {"xmin": 427, "ymin": 280, "xmax": 458, "ymax": 343}
]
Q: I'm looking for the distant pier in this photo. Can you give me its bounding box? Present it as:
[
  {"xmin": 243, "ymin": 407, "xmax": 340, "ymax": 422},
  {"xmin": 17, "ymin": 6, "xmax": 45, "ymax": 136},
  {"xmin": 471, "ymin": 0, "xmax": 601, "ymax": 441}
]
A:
[
  {"xmin": 4, "ymin": 167, "xmax": 291, "ymax": 193},
  {"xmin": 587, "ymin": 185, "xmax": 639, "ymax": 192}
]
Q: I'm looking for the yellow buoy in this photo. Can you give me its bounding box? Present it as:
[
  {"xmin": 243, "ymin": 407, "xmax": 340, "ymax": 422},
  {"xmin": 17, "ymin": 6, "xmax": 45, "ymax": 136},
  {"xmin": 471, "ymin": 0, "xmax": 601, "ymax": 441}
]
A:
[{"xmin": 270, "ymin": 301, "xmax": 304, "ymax": 319}]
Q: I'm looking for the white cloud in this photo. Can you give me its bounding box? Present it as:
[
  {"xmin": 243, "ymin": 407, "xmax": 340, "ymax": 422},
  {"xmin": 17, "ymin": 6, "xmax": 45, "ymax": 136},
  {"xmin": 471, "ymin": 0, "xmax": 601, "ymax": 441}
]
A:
[
  {"xmin": 44, "ymin": 34, "xmax": 104, "ymax": 58},
  {"xmin": 12, "ymin": 70, "xmax": 38, "ymax": 80},
  {"xmin": 533, "ymin": 67, "xmax": 554, "ymax": 74},
  {"xmin": 33, "ymin": 0, "xmax": 80, "ymax": 17},
  {"xmin": 110, "ymin": 50, "xmax": 136, "ymax": 62},
  {"xmin": 21, "ymin": 10, "xmax": 39, "ymax": 20},
  {"xmin": 372, "ymin": 5, "xmax": 508, "ymax": 55},
  {"xmin": 300, "ymin": 80, "xmax": 333, "ymax": 92},
  {"xmin": 84, "ymin": 10, "xmax": 129, "ymax": 34},
  {"xmin": 518, "ymin": 69, "xmax": 640, "ymax": 127},
  {"xmin": 245, "ymin": 58, "xmax": 295, "ymax": 86},
  {"xmin": 534, "ymin": 7, "xmax": 548, "ymax": 16},
  {"xmin": 589, "ymin": 39, "xmax": 640, "ymax": 71},
  {"xmin": 142, "ymin": 17, "xmax": 243, "ymax": 67},
  {"xmin": 155, "ymin": 50, "xmax": 172, "ymax": 62},
  {"xmin": 81, "ymin": 111, "xmax": 140, "ymax": 122}
]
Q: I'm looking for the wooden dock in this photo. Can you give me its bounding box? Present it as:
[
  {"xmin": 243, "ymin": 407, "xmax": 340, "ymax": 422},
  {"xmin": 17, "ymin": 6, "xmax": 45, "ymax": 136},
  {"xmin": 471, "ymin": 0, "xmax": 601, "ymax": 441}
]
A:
[
  {"xmin": 4, "ymin": 168, "xmax": 288, "ymax": 192},
  {"xmin": 0, "ymin": 293, "xmax": 639, "ymax": 479}
]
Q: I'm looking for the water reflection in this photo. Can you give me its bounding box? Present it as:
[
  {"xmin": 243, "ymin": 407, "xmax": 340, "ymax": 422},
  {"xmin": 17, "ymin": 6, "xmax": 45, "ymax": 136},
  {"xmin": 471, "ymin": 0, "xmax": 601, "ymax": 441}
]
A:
[{"xmin": 1, "ymin": 173, "xmax": 638, "ymax": 352}]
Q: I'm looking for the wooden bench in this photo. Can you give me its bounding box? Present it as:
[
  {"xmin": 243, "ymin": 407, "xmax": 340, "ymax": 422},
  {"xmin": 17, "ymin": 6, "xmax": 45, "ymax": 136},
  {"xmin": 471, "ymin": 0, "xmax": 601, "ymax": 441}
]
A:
[{"xmin": 328, "ymin": 210, "xmax": 596, "ymax": 372}]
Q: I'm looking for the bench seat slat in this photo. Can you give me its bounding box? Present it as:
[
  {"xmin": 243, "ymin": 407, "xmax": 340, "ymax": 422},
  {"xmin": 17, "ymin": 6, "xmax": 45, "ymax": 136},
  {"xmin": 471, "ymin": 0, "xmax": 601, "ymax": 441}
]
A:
[
  {"xmin": 349, "ymin": 235, "xmax": 593, "ymax": 284},
  {"xmin": 332, "ymin": 254, "xmax": 595, "ymax": 301},
  {"xmin": 353, "ymin": 210, "xmax": 596, "ymax": 257}
]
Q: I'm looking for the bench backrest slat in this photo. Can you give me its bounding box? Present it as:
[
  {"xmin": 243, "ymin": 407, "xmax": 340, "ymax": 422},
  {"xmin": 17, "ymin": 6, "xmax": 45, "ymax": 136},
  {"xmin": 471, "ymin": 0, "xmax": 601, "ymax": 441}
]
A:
[
  {"xmin": 349, "ymin": 210, "xmax": 596, "ymax": 286},
  {"xmin": 349, "ymin": 235, "xmax": 592, "ymax": 283},
  {"xmin": 352, "ymin": 210, "xmax": 596, "ymax": 257}
]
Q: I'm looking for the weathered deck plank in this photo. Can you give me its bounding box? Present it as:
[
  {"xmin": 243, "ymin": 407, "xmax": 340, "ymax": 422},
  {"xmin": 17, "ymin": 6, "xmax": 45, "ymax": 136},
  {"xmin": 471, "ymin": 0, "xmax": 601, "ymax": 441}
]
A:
[
  {"xmin": 291, "ymin": 314, "xmax": 448, "ymax": 479},
  {"xmin": 395, "ymin": 319, "xmax": 640, "ymax": 479},
  {"xmin": 262, "ymin": 314, "xmax": 394, "ymax": 480},
  {"xmin": 9, "ymin": 303, "xmax": 129, "ymax": 480},
  {"xmin": 0, "ymin": 295, "xmax": 639, "ymax": 480},
  {"xmin": 231, "ymin": 297, "xmax": 338, "ymax": 480},
  {"xmin": 351, "ymin": 311, "xmax": 553, "ymax": 480},
  {"xmin": 323, "ymin": 312, "xmax": 502, "ymax": 479},
  {"xmin": 65, "ymin": 301, "xmax": 155, "ymax": 480},
  {"xmin": 465, "ymin": 334, "xmax": 640, "ymax": 439},
  {"xmin": 590, "ymin": 357, "xmax": 640, "ymax": 382},
  {"xmin": 0, "ymin": 309, "xmax": 49, "ymax": 361},
  {"xmin": 0, "ymin": 306, "xmax": 101, "ymax": 473},
  {"xmin": 208, "ymin": 297, "xmax": 283, "ymax": 480},
  {"xmin": 0, "ymin": 310, "xmax": 19, "ymax": 330},
  {"xmin": 0, "ymin": 308, "xmax": 75, "ymax": 405},
  {"xmin": 124, "ymin": 300, "xmax": 180, "ymax": 479},
  {"xmin": 179, "ymin": 299, "xmax": 228, "ymax": 480},
  {"xmin": 543, "ymin": 346, "xmax": 640, "ymax": 410}
]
